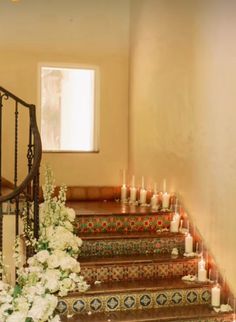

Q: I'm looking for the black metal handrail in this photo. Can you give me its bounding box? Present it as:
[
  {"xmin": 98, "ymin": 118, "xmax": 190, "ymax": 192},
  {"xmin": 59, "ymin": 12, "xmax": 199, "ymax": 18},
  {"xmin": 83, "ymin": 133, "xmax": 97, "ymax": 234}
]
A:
[{"xmin": 0, "ymin": 86, "xmax": 42, "ymax": 247}]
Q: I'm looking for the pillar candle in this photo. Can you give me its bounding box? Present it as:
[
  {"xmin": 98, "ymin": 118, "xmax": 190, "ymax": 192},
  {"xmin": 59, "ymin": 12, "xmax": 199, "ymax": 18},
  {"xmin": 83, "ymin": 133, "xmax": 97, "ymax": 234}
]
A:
[
  {"xmin": 162, "ymin": 192, "xmax": 170, "ymax": 208},
  {"xmin": 163, "ymin": 179, "xmax": 167, "ymax": 193},
  {"xmin": 130, "ymin": 175, "xmax": 136, "ymax": 203},
  {"xmin": 139, "ymin": 188, "xmax": 147, "ymax": 205},
  {"xmin": 198, "ymin": 258, "xmax": 207, "ymax": 282},
  {"xmin": 185, "ymin": 233, "xmax": 193, "ymax": 253},
  {"xmin": 130, "ymin": 187, "xmax": 136, "ymax": 203},
  {"xmin": 170, "ymin": 220, "xmax": 179, "ymax": 233},
  {"xmin": 198, "ymin": 266, "xmax": 207, "ymax": 282},
  {"xmin": 170, "ymin": 213, "xmax": 180, "ymax": 233},
  {"xmin": 151, "ymin": 194, "xmax": 158, "ymax": 208},
  {"xmin": 122, "ymin": 169, "xmax": 126, "ymax": 185},
  {"xmin": 211, "ymin": 284, "xmax": 221, "ymax": 307},
  {"xmin": 121, "ymin": 184, "xmax": 127, "ymax": 203}
]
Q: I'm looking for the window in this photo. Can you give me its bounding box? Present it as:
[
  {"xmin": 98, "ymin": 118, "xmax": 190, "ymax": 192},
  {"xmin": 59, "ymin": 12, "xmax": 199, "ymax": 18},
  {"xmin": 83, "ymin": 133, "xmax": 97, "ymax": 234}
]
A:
[{"xmin": 39, "ymin": 64, "xmax": 99, "ymax": 152}]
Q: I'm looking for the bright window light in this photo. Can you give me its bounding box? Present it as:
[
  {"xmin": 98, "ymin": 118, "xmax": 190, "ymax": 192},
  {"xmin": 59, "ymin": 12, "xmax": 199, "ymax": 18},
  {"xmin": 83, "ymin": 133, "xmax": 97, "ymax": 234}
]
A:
[{"xmin": 40, "ymin": 65, "xmax": 99, "ymax": 152}]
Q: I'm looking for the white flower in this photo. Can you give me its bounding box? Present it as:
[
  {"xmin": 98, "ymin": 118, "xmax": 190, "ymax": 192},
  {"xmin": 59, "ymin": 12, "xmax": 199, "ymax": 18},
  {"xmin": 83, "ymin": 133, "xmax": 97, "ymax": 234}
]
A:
[
  {"xmin": 36, "ymin": 250, "xmax": 50, "ymax": 263},
  {"xmin": 60, "ymin": 256, "xmax": 79, "ymax": 272},
  {"xmin": 66, "ymin": 208, "xmax": 76, "ymax": 222},
  {"xmin": 6, "ymin": 311, "xmax": 26, "ymax": 322},
  {"xmin": 49, "ymin": 315, "xmax": 61, "ymax": 322},
  {"xmin": 47, "ymin": 254, "xmax": 60, "ymax": 269}
]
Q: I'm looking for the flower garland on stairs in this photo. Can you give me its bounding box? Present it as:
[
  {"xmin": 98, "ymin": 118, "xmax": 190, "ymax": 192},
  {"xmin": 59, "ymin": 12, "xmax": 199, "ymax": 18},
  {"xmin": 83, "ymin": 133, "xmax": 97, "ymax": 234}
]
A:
[{"xmin": 0, "ymin": 167, "xmax": 89, "ymax": 322}]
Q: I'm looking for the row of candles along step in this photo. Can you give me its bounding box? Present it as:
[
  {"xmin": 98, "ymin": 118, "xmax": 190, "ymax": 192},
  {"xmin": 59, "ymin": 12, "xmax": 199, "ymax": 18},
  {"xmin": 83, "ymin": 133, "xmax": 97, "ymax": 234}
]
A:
[
  {"xmin": 183, "ymin": 218, "xmax": 225, "ymax": 309},
  {"xmin": 165, "ymin": 207, "xmax": 225, "ymax": 309},
  {"xmin": 121, "ymin": 177, "xmax": 174, "ymax": 208}
]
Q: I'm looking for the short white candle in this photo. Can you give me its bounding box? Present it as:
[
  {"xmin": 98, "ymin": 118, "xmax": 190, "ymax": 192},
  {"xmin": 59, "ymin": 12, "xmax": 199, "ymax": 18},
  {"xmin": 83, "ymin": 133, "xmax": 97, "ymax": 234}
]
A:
[
  {"xmin": 162, "ymin": 192, "xmax": 170, "ymax": 209},
  {"xmin": 211, "ymin": 284, "xmax": 221, "ymax": 307},
  {"xmin": 170, "ymin": 220, "xmax": 179, "ymax": 233},
  {"xmin": 121, "ymin": 184, "xmax": 127, "ymax": 203},
  {"xmin": 185, "ymin": 233, "xmax": 193, "ymax": 253}
]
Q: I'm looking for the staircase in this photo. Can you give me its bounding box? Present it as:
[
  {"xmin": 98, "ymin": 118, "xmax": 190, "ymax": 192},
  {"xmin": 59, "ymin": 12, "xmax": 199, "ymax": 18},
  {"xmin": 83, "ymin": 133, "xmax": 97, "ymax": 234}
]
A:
[{"xmin": 57, "ymin": 200, "xmax": 233, "ymax": 322}]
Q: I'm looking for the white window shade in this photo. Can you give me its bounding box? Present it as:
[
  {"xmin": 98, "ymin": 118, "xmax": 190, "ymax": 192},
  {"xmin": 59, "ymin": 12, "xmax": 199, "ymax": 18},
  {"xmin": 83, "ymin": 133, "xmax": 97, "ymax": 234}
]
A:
[{"xmin": 40, "ymin": 65, "xmax": 99, "ymax": 152}]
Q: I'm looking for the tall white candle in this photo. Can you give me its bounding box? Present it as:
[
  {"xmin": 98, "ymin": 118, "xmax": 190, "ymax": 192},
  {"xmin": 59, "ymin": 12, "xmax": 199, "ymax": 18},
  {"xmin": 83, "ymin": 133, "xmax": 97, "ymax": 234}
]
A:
[
  {"xmin": 163, "ymin": 179, "xmax": 167, "ymax": 193},
  {"xmin": 121, "ymin": 184, "xmax": 127, "ymax": 203},
  {"xmin": 151, "ymin": 193, "xmax": 158, "ymax": 208},
  {"xmin": 211, "ymin": 284, "xmax": 221, "ymax": 307},
  {"xmin": 198, "ymin": 267, "xmax": 207, "ymax": 282},
  {"xmin": 139, "ymin": 188, "xmax": 147, "ymax": 205},
  {"xmin": 198, "ymin": 258, "xmax": 207, "ymax": 282},
  {"xmin": 122, "ymin": 169, "xmax": 126, "ymax": 185},
  {"xmin": 170, "ymin": 220, "xmax": 179, "ymax": 233},
  {"xmin": 162, "ymin": 192, "xmax": 170, "ymax": 209},
  {"xmin": 185, "ymin": 233, "xmax": 193, "ymax": 253},
  {"xmin": 170, "ymin": 213, "xmax": 180, "ymax": 233},
  {"xmin": 130, "ymin": 175, "xmax": 136, "ymax": 203},
  {"xmin": 131, "ymin": 175, "xmax": 135, "ymax": 187},
  {"xmin": 141, "ymin": 176, "xmax": 144, "ymax": 189}
]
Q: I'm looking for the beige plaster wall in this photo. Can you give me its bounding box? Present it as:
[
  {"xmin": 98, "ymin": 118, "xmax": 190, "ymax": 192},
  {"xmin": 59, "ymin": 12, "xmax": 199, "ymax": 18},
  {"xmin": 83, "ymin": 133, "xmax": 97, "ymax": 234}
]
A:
[
  {"xmin": 129, "ymin": 0, "xmax": 236, "ymax": 294},
  {"xmin": 0, "ymin": 0, "xmax": 129, "ymax": 279},
  {"xmin": 0, "ymin": 0, "xmax": 130, "ymax": 186}
]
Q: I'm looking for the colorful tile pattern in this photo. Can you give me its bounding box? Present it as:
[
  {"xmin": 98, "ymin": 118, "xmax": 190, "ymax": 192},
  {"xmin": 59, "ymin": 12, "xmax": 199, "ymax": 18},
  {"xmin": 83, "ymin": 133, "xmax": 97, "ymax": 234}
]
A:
[
  {"xmin": 80, "ymin": 235, "xmax": 185, "ymax": 257},
  {"xmin": 77, "ymin": 213, "xmax": 172, "ymax": 233},
  {"xmin": 81, "ymin": 259, "xmax": 197, "ymax": 283},
  {"xmin": 59, "ymin": 286, "xmax": 212, "ymax": 315}
]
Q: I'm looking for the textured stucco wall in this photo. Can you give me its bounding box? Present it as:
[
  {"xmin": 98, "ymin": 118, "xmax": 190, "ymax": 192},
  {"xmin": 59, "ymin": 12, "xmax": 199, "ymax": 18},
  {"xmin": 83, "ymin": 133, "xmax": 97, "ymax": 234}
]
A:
[{"xmin": 129, "ymin": 0, "xmax": 236, "ymax": 294}]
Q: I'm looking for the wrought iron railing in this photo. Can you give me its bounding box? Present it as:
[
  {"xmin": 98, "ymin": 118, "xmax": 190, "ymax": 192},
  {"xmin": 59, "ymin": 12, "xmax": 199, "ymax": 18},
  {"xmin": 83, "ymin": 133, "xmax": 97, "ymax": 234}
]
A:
[{"xmin": 0, "ymin": 86, "xmax": 42, "ymax": 253}]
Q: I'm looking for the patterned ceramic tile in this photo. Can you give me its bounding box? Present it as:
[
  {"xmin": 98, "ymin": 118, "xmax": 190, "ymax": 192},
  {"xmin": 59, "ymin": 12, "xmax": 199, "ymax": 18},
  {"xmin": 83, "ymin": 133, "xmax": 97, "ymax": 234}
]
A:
[
  {"xmin": 80, "ymin": 236, "xmax": 185, "ymax": 257},
  {"xmin": 77, "ymin": 213, "xmax": 172, "ymax": 233},
  {"xmin": 66, "ymin": 286, "xmax": 212, "ymax": 315},
  {"xmin": 158, "ymin": 263, "xmax": 169, "ymax": 278},
  {"xmin": 56, "ymin": 300, "xmax": 68, "ymax": 315},
  {"xmin": 80, "ymin": 259, "xmax": 197, "ymax": 283},
  {"xmin": 156, "ymin": 293, "xmax": 168, "ymax": 306}
]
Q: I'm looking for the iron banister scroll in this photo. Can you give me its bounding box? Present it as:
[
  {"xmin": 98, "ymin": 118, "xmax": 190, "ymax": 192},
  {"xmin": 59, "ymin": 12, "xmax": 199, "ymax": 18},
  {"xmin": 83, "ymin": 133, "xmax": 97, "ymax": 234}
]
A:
[{"xmin": 0, "ymin": 86, "xmax": 42, "ymax": 203}]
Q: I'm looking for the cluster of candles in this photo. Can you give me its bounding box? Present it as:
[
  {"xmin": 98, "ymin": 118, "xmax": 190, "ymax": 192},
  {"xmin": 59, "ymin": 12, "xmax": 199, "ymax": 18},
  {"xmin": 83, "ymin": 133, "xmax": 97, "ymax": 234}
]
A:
[
  {"xmin": 121, "ymin": 172, "xmax": 171, "ymax": 209},
  {"xmin": 184, "ymin": 232, "xmax": 221, "ymax": 307}
]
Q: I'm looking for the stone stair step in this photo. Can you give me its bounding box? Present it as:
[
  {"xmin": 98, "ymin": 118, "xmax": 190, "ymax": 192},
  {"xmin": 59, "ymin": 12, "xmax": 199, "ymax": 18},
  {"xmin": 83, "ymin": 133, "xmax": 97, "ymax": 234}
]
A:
[
  {"xmin": 57, "ymin": 279, "xmax": 212, "ymax": 316},
  {"xmin": 71, "ymin": 201, "xmax": 174, "ymax": 233},
  {"xmin": 80, "ymin": 254, "xmax": 197, "ymax": 283},
  {"xmin": 80, "ymin": 232, "xmax": 185, "ymax": 257},
  {"xmin": 61, "ymin": 304, "xmax": 232, "ymax": 322}
]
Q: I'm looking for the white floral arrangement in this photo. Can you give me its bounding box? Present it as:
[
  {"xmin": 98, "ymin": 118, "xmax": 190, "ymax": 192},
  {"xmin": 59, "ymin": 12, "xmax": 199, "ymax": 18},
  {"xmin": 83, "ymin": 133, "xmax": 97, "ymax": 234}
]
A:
[{"xmin": 0, "ymin": 167, "xmax": 89, "ymax": 321}]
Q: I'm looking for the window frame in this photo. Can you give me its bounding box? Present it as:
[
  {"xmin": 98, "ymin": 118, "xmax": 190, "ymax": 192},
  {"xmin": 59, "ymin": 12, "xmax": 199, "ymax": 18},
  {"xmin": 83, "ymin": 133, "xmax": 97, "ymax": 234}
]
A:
[{"xmin": 38, "ymin": 62, "xmax": 100, "ymax": 153}]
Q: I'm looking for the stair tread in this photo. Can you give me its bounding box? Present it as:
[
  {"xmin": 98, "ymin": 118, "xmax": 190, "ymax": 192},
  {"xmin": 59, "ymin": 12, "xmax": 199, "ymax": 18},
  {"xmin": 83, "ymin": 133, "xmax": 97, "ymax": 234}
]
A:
[
  {"xmin": 80, "ymin": 231, "xmax": 184, "ymax": 240},
  {"xmin": 67, "ymin": 201, "xmax": 172, "ymax": 216},
  {"xmin": 68, "ymin": 278, "xmax": 211, "ymax": 296},
  {"xmin": 80, "ymin": 253, "xmax": 196, "ymax": 265},
  {"xmin": 61, "ymin": 304, "xmax": 230, "ymax": 322}
]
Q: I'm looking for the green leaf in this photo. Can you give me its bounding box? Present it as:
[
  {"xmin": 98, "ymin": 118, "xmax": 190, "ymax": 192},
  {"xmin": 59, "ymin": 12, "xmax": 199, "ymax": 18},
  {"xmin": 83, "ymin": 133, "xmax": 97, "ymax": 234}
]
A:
[
  {"xmin": 25, "ymin": 317, "xmax": 33, "ymax": 322},
  {"xmin": 13, "ymin": 284, "xmax": 22, "ymax": 298}
]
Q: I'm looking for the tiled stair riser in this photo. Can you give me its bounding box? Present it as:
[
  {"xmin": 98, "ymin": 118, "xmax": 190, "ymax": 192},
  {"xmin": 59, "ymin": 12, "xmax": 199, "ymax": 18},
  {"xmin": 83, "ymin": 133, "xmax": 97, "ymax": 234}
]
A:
[
  {"xmin": 80, "ymin": 235, "xmax": 185, "ymax": 257},
  {"xmin": 77, "ymin": 213, "xmax": 172, "ymax": 233},
  {"xmin": 81, "ymin": 260, "xmax": 197, "ymax": 283},
  {"xmin": 169, "ymin": 319, "xmax": 232, "ymax": 322},
  {"xmin": 56, "ymin": 287, "xmax": 211, "ymax": 316}
]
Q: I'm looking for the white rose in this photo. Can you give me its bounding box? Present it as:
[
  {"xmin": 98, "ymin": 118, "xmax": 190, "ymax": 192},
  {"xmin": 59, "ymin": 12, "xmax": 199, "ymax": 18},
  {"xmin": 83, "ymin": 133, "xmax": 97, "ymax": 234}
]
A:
[
  {"xmin": 36, "ymin": 250, "xmax": 50, "ymax": 263},
  {"xmin": 47, "ymin": 254, "xmax": 60, "ymax": 268}
]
